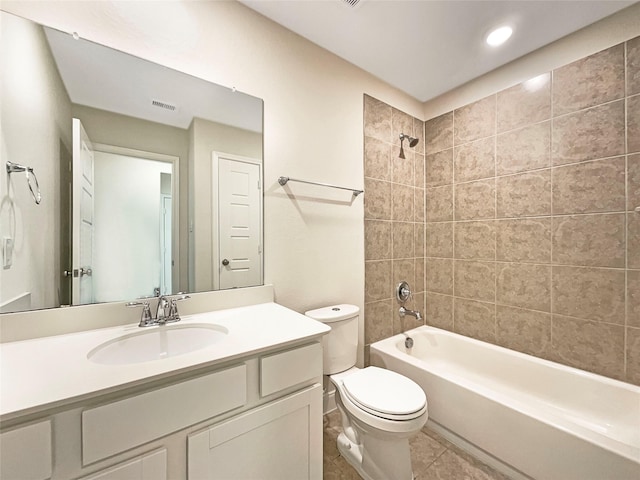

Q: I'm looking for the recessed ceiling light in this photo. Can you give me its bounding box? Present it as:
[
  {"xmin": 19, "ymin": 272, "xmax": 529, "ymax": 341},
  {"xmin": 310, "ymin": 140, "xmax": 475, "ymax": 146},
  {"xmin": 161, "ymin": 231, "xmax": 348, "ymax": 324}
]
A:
[{"xmin": 486, "ymin": 26, "xmax": 513, "ymax": 47}]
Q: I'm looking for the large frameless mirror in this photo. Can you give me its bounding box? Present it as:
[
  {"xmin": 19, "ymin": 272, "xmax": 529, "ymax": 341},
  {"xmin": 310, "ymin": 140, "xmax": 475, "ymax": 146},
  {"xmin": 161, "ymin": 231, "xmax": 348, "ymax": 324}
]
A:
[{"xmin": 0, "ymin": 11, "xmax": 264, "ymax": 313}]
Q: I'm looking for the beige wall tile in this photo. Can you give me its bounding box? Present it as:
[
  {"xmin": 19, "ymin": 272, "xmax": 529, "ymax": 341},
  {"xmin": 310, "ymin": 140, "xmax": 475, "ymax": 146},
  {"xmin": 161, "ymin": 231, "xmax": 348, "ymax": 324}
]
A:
[
  {"xmin": 426, "ymin": 258, "xmax": 453, "ymax": 295},
  {"xmin": 552, "ymin": 44, "xmax": 625, "ymax": 116},
  {"xmin": 414, "ymin": 117, "xmax": 425, "ymax": 155},
  {"xmin": 454, "ymin": 137, "xmax": 495, "ymax": 183},
  {"xmin": 426, "ymin": 185, "xmax": 453, "ymax": 222},
  {"xmin": 394, "ymin": 258, "xmax": 416, "ymax": 294},
  {"xmin": 415, "ymin": 153, "xmax": 425, "ymax": 188},
  {"xmin": 629, "ymin": 213, "xmax": 640, "ymax": 269},
  {"xmin": 414, "ymin": 188, "xmax": 426, "ymax": 222},
  {"xmin": 454, "ymin": 260, "xmax": 496, "ymax": 302},
  {"xmin": 627, "ymin": 36, "xmax": 640, "ymax": 96},
  {"xmin": 626, "ymin": 327, "xmax": 640, "ymax": 386},
  {"xmin": 629, "ymin": 154, "xmax": 640, "ymax": 211},
  {"xmin": 392, "ymin": 183, "xmax": 414, "ymax": 221},
  {"xmin": 365, "ymin": 220, "xmax": 391, "ymax": 261},
  {"xmin": 496, "ymin": 263, "xmax": 551, "ymax": 312},
  {"xmin": 365, "ymin": 260, "xmax": 392, "ymax": 303},
  {"xmin": 454, "ymin": 179, "xmax": 495, "ymax": 220},
  {"xmin": 426, "ymin": 148, "xmax": 453, "ymax": 187},
  {"xmin": 454, "ymin": 221, "xmax": 496, "ymax": 260},
  {"xmin": 496, "ymin": 170, "xmax": 551, "ymax": 218},
  {"xmin": 392, "ymin": 108, "xmax": 415, "ymax": 147},
  {"xmin": 496, "ymin": 305, "xmax": 551, "ymax": 357},
  {"xmin": 497, "ymin": 73, "xmax": 551, "ymax": 132},
  {"xmin": 415, "ymin": 257, "xmax": 425, "ymax": 293},
  {"xmin": 426, "ymin": 293, "xmax": 453, "ymax": 330},
  {"xmin": 629, "ymin": 94, "xmax": 640, "ymax": 154},
  {"xmin": 496, "ymin": 218, "xmax": 551, "ymax": 263},
  {"xmin": 392, "ymin": 222, "xmax": 414, "ymax": 259},
  {"xmin": 496, "ymin": 121, "xmax": 550, "ymax": 175},
  {"xmin": 552, "ymin": 214, "xmax": 625, "ymax": 268},
  {"xmin": 454, "ymin": 96, "xmax": 496, "ymax": 145},
  {"xmin": 628, "ymin": 270, "xmax": 640, "ymax": 328},
  {"xmin": 551, "ymin": 100, "xmax": 625, "ymax": 165},
  {"xmin": 552, "ymin": 157, "xmax": 626, "ymax": 214},
  {"xmin": 453, "ymin": 298, "xmax": 496, "ymax": 343},
  {"xmin": 392, "ymin": 149, "xmax": 414, "ymax": 185},
  {"xmin": 365, "ymin": 299, "xmax": 393, "ymax": 345},
  {"xmin": 364, "ymin": 94, "xmax": 392, "ymax": 142},
  {"xmin": 364, "ymin": 178, "xmax": 391, "ymax": 220},
  {"xmin": 551, "ymin": 315, "xmax": 625, "ymax": 380},
  {"xmin": 426, "ymin": 222, "xmax": 453, "ymax": 258},
  {"xmin": 552, "ymin": 266, "xmax": 625, "ymax": 324},
  {"xmin": 415, "ymin": 223, "xmax": 426, "ymax": 259},
  {"xmin": 364, "ymin": 136, "xmax": 392, "ymax": 181},
  {"xmin": 425, "ymin": 112, "xmax": 453, "ymax": 154}
]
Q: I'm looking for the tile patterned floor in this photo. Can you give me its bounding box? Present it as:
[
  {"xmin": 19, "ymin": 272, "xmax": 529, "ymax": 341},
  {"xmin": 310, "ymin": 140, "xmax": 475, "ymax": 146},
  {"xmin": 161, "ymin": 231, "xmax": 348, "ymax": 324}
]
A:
[{"xmin": 323, "ymin": 410, "xmax": 512, "ymax": 480}]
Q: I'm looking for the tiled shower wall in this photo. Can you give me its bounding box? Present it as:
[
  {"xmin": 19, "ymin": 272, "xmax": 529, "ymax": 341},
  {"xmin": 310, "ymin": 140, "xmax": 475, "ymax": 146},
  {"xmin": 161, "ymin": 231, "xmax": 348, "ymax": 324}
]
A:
[
  {"xmin": 363, "ymin": 95, "xmax": 426, "ymax": 360},
  {"xmin": 423, "ymin": 37, "xmax": 640, "ymax": 385}
]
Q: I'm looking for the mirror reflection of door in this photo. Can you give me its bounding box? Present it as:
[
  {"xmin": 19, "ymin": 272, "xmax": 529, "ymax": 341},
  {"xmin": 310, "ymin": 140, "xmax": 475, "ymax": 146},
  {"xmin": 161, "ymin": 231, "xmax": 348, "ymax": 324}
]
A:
[
  {"xmin": 90, "ymin": 148, "xmax": 174, "ymax": 302},
  {"xmin": 217, "ymin": 154, "xmax": 262, "ymax": 290},
  {"xmin": 71, "ymin": 118, "xmax": 95, "ymax": 305}
]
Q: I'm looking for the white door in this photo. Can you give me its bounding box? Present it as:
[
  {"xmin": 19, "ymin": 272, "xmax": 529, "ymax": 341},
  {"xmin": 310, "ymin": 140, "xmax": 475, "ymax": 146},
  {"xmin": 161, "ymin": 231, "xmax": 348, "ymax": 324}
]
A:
[
  {"xmin": 218, "ymin": 158, "xmax": 262, "ymax": 289},
  {"xmin": 72, "ymin": 118, "xmax": 95, "ymax": 305}
]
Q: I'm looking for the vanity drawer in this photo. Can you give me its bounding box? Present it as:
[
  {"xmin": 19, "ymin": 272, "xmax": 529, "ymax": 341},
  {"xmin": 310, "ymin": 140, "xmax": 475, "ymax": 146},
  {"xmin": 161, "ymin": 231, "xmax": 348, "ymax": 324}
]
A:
[
  {"xmin": 82, "ymin": 364, "xmax": 246, "ymax": 465},
  {"xmin": 260, "ymin": 343, "xmax": 322, "ymax": 397},
  {"xmin": 0, "ymin": 419, "xmax": 52, "ymax": 480}
]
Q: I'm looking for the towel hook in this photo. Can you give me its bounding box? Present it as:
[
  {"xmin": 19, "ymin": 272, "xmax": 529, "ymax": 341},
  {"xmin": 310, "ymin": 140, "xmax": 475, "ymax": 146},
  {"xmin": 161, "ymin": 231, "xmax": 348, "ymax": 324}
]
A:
[{"xmin": 6, "ymin": 161, "xmax": 42, "ymax": 205}]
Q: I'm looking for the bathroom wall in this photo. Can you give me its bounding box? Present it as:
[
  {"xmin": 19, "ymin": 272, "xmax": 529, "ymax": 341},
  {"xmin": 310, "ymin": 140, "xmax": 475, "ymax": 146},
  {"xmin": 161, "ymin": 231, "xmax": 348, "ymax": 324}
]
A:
[
  {"xmin": 362, "ymin": 95, "xmax": 426, "ymax": 361},
  {"xmin": 423, "ymin": 37, "xmax": 640, "ymax": 385},
  {"xmin": 0, "ymin": 12, "xmax": 71, "ymax": 311}
]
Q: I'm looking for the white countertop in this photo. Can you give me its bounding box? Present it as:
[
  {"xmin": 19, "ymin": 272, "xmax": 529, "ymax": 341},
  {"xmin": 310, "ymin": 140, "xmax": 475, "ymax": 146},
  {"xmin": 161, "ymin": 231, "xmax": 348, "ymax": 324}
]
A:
[{"xmin": 0, "ymin": 302, "xmax": 329, "ymax": 423}]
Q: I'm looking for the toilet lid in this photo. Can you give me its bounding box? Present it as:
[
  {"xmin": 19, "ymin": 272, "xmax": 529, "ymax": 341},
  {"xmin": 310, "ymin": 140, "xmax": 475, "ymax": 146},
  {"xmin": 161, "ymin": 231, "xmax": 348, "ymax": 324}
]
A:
[{"xmin": 342, "ymin": 367, "xmax": 426, "ymax": 417}]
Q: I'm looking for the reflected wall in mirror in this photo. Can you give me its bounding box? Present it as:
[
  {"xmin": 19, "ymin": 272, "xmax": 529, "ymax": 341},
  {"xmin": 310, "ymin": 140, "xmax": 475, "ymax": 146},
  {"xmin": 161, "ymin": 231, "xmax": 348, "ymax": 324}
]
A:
[{"xmin": 0, "ymin": 11, "xmax": 264, "ymax": 313}]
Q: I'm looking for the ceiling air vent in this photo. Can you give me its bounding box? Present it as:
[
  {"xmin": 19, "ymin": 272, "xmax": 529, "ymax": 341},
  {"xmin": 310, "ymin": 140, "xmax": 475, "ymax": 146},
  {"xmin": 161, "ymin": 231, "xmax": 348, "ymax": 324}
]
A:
[
  {"xmin": 151, "ymin": 99, "xmax": 177, "ymax": 111},
  {"xmin": 341, "ymin": 0, "xmax": 363, "ymax": 8}
]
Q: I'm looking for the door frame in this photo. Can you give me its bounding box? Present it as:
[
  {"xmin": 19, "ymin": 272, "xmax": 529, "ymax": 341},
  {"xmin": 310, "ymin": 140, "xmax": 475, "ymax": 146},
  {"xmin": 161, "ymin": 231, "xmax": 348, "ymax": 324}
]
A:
[
  {"xmin": 211, "ymin": 151, "xmax": 262, "ymax": 290},
  {"xmin": 94, "ymin": 143, "xmax": 180, "ymax": 293}
]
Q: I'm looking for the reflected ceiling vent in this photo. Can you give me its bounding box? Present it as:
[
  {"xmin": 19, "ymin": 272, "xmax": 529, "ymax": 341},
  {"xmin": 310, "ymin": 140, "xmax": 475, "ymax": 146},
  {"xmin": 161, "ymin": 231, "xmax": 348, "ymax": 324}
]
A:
[
  {"xmin": 151, "ymin": 99, "xmax": 177, "ymax": 111},
  {"xmin": 341, "ymin": 0, "xmax": 364, "ymax": 9}
]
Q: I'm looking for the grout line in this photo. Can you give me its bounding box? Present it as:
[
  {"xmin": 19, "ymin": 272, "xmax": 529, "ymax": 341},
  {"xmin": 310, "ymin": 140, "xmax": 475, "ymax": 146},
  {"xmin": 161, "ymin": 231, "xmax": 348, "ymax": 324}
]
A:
[
  {"xmin": 494, "ymin": 94, "xmax": 499, "ymax": 342},
  {"xmin": 624, "ymin": 39, "xmax": 629, "ymax": 380}
]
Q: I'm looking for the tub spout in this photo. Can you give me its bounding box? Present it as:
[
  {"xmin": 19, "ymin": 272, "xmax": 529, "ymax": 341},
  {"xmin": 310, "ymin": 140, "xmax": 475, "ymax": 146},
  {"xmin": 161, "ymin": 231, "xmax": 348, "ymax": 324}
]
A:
[{"xmin": 399, "ymin": 306, "xmax": 422, "ymax": 321}]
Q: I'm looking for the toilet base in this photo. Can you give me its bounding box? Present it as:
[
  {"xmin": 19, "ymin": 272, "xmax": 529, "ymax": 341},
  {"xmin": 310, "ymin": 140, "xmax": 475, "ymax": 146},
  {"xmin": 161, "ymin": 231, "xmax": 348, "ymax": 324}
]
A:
[{"xmin": 336, "ymin": 431, "xmax": 415, "ymax": 480}]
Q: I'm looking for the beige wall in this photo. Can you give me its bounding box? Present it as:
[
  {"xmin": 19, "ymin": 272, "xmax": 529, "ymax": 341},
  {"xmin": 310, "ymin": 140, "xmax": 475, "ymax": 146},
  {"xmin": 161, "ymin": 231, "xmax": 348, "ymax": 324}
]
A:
[
  {"xmin": 0, "ymin": 12, "xmax": 71, "ymax": 311},
  {"xmin": 421, "ymin": 38, "xmax": 640, "ymax": 385}
]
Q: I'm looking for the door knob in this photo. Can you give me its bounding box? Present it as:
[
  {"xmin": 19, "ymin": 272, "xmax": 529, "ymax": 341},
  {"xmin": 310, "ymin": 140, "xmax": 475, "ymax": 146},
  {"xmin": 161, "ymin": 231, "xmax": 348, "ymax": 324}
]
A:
[{"xmin": 222, "ymin": 259, "xmax": 230, "ymax": 266}]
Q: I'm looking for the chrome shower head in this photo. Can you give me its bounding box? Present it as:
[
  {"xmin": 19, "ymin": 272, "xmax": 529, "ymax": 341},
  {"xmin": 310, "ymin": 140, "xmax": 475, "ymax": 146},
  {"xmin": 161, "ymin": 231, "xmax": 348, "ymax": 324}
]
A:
[
  {"xmin": 400, "ymin": 133, "xmax": 419, "ymax": 148},
  {"xmin": 399, "ymin": 133, "xmax": 419, "ymax": 158}
]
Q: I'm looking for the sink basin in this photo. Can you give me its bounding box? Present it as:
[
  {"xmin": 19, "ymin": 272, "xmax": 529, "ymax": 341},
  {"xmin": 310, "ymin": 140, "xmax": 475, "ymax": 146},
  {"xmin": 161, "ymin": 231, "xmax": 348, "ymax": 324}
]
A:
[{"xmin": 87, "ymin": 323, "xmax": 229, "ymax": 365}]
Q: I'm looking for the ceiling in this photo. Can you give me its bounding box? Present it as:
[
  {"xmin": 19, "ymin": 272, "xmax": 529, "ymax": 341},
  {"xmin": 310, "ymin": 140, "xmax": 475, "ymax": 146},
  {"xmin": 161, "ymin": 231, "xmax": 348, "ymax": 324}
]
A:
[{"xmin": 240, "ymin": 0, "xmax": 635, "ymax": 102}]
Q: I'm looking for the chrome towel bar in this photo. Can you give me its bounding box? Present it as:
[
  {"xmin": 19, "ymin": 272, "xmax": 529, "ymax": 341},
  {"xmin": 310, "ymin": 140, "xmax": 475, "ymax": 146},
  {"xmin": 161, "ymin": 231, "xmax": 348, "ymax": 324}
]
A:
[{"xmin": 278, "ymin": 176, "xmax": 363, "ymax": 197}]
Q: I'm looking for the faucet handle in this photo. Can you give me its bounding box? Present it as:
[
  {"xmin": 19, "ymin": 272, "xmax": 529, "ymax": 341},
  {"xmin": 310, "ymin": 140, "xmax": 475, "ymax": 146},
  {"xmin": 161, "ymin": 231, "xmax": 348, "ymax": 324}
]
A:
[
  {"xmin": 166, "ymin": 294, "xmax": 190, "ymax": 321},
  {"xmin": 126, "ymin": 300, "xmax": 154, "ymax": 327}
]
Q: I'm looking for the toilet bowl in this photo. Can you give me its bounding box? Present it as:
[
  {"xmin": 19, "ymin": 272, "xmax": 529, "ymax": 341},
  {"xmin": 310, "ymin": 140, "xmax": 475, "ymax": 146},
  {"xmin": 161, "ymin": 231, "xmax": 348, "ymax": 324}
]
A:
[{"xmin": 305, "ymin": 305, "xmax": 428, "ymax": 480}]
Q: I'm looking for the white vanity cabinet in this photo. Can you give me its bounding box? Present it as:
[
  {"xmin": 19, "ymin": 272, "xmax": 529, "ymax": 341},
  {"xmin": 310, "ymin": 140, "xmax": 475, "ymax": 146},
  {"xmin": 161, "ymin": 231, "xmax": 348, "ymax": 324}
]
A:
[{"xmin": 0, "ymin": 341, "xmax": 323, "ymax": 480}]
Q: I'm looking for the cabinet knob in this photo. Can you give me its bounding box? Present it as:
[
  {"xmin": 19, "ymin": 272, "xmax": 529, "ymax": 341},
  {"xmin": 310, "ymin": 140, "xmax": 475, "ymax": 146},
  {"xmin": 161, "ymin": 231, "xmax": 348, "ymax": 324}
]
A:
[{"xmin": 222, "ymin": 259, "xmax": 230, "ymax": 266}]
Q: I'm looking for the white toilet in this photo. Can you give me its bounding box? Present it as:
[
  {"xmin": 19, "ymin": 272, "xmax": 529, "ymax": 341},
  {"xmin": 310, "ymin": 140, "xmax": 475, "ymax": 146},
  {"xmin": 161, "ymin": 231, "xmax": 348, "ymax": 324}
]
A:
[{"xmin": 305, "ymin": 304, "xmax": 428, "ymax": 480}]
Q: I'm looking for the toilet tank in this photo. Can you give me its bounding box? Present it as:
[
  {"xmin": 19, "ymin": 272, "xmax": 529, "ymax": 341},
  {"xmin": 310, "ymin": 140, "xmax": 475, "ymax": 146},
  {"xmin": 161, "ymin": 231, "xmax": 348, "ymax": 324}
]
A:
[{"xmin": 305, "ymin": 304, "xmax": 359, "ymax": 375}]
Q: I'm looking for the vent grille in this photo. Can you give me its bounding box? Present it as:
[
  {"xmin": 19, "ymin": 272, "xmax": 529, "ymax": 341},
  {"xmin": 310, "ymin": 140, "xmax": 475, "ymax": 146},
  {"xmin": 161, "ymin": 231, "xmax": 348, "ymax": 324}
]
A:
[
  {"xmin": 151, "ymin": 99, "xmax": 177, "ymax": 111},
  {"xmin": 341, "ymin": 0, "xmax": 362, "ymax": 8}
]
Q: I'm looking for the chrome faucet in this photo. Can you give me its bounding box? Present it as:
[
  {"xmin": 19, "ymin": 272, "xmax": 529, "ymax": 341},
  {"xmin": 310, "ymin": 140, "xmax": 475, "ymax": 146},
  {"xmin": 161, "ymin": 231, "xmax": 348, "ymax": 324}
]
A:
[
  {"xmin": 399, "ymin": 306, "xmax": 422, "ymax": 322},
  {"xmin": 127, "ymin": 293, "xmax": 190, "ymax": 327}
]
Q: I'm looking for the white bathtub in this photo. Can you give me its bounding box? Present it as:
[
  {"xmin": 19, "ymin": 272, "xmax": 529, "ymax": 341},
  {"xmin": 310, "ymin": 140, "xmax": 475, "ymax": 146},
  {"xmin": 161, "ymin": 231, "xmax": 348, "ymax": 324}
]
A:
[{"xmin": 370, "ymin": 326, "xmax": 640, "ymax": 480}]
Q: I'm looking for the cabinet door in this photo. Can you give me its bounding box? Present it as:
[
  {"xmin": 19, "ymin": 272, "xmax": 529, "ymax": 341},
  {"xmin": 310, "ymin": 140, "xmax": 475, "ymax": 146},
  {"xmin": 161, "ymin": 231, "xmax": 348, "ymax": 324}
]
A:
[
  {"xmin": 80, "ymin": 449, "xmax": 166, "ymax": 480},
  {"xmin": 188, "ymin": 384, "xmax": 322, "ymax": 480}
]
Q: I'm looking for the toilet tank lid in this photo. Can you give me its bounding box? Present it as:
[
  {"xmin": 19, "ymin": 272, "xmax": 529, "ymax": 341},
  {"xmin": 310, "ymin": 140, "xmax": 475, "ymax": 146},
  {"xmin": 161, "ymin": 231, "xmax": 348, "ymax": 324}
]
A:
[{"xmin": 304, "ymin": 304, "xmax": 359, "ymax": 323}]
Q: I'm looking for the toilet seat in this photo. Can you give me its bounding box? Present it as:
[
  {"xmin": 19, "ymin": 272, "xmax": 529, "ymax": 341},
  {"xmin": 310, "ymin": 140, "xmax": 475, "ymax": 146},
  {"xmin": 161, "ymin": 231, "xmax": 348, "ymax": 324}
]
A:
[{"xmin": 341, "ymin": 367, "xmax": 427, "ymax": 421}]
